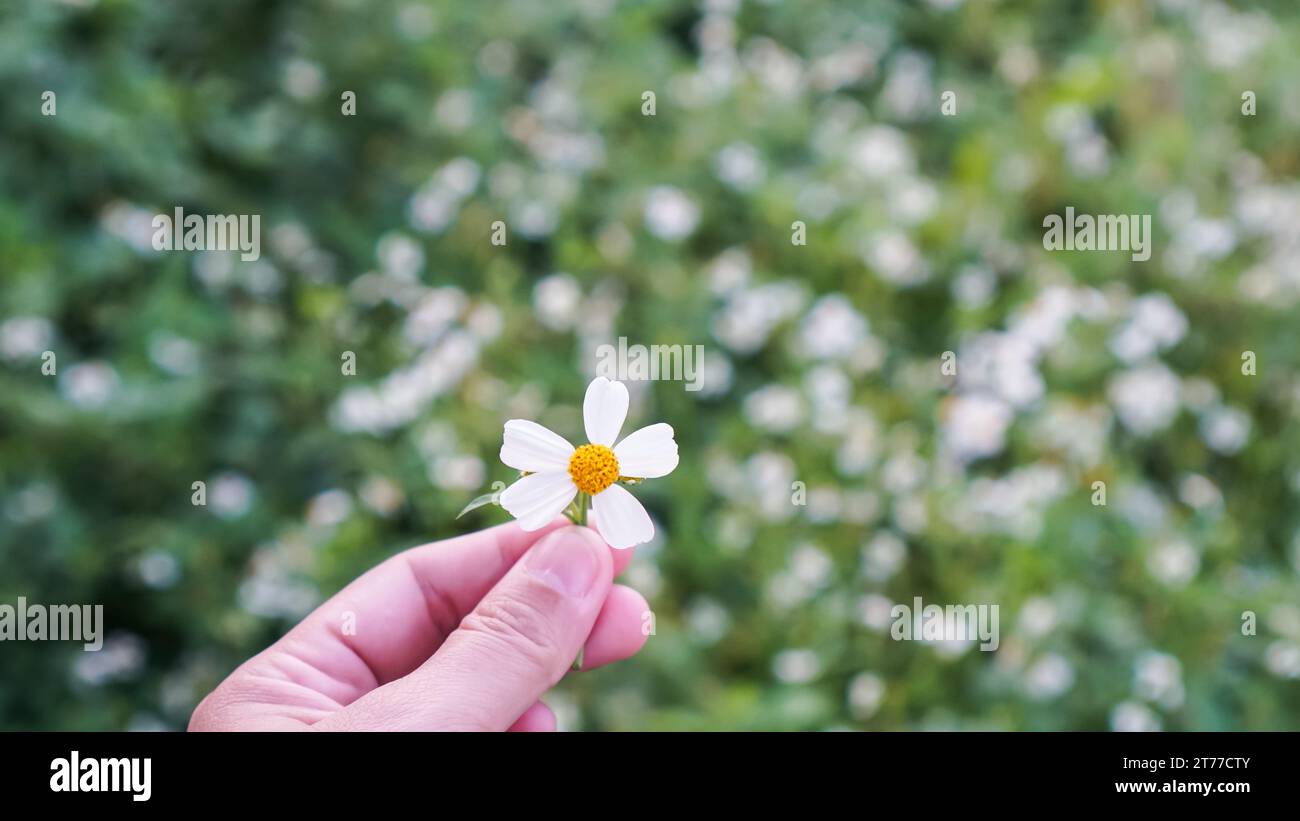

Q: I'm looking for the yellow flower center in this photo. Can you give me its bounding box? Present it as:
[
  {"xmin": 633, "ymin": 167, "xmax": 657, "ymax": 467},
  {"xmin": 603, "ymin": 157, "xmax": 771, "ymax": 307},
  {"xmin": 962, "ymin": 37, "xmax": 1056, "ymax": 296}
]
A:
[{"xmin": 568, "ymin": 444, "xmax": 620, "ymax": 495}]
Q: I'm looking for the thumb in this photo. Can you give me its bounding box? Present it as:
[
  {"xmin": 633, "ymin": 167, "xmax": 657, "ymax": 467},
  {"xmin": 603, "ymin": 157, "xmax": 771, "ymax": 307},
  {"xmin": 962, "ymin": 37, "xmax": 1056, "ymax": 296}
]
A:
[{"xmin": 318, "ymin": 525, "xmax": 612, "ymax": 731}]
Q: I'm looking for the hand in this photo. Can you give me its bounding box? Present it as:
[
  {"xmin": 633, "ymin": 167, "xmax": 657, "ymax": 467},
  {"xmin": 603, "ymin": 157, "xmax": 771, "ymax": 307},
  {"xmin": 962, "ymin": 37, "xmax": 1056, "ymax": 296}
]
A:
[{"xmin": 189, "ymin": 520, "xmax": 649, "ymax": 731}]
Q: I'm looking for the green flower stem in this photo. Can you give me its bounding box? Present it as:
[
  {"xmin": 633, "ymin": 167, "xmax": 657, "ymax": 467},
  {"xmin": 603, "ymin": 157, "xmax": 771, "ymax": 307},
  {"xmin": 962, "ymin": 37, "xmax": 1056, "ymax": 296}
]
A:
[{"xmin": 568, "ymin": 492, "xmax": 589, "ymax": 672}]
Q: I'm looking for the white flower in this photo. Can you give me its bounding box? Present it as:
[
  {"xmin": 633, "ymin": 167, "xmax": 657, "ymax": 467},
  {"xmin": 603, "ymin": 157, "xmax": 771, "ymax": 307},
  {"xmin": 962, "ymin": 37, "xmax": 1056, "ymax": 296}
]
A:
[
  {"xmin": 1108, "ymin": 362, "xmax": 1181, "ymax": 436},
  {"xmin": 643, "ymin": 186, "xmax": 700, "ymax": 241},
  {"xmin": 943, "ymin": 393, "xmax": 1013, "ymax": 463},
  {"xmin": 498, "ymin": 377, "xmax": 678, "ymax": 548},
  {"xmin": 1111, "ymin": 700, "xmax": 1161, "ymax": 732},
  {"xmin": 1024, "ymin": 653, "xmax": 1075, "ymax": 701}
]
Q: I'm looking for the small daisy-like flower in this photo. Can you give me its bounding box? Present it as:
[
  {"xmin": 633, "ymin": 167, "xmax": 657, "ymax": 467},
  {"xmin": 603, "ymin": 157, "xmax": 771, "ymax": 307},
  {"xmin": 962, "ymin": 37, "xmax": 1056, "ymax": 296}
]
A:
[{"xmin": 499, "ymin": 377, "xmax": 678, "ymax": 548}]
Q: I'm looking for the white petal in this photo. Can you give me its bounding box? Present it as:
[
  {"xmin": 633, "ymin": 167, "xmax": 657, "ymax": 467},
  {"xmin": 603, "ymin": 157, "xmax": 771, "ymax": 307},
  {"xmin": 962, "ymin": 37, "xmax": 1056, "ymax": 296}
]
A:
[
  {"xmin": 592, "ymin": 484, "xmax": 654, "ymax": 549},
  {"xmin": 500, "ymin": 420, "xmax": 575, "ymax": 472},
  {"xmin": 500, "ymin": 471, "xmax": 577, "ymax": 531},
  {"xmin": 583, "ymin": 376, "xmax": 629, "ymax": 447},
  {"xmin": 613, "ymin": 423, "xmax": 679, "ymax": 479}
]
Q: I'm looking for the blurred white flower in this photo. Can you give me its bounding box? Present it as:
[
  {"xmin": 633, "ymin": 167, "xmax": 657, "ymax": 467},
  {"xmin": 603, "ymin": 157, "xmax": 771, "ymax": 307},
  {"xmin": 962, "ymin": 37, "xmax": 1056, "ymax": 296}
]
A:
[
  {"xmin": 533, "ymin": 273, "xmax": 583, "ymax": 331},
  {"xmin": 460, "ymin": 301, "xmax": 500, "ymax": 342},
  {"xmin": 74, "ymin": 633, "xmax": 146, "ymax": 686},
  {"xmin": 1108, "ymin": 362, "xmax": 1181, "ymax": 436},
  {"xmin": 1031, "ymin": 401, "xmax": 1111, "ymax": 468},
  {"xmin": 686, "ymin": 597, "xmax": 731, "ymax": 643},
  {"xmin": 1024, "ymin": 653, "xmax": 1075, "ymax": 700},
  {"xmin": 210, "ymin": 472, "xmax": 255, "ymax": 519},
  {"xmin": 1180, "ymin": 377, "xmax": 1220, "ymax": 411},
  {"xmin": 712, "ymin": 280, "xmax": 807, "ymax": 354},
  {"xmin": 1147, "ymin": 539, "xmax": 1199, "ymax": 588},
  {"xmin": 6, "ymin": 483, "xmax": 57, "ymax": 524},
  {"xmin": 643, "ymin": 186, "xmax": 700, "ymax": 241},
  {"xmin": 892, "ymin": 493, "xmax": 928, "ymax": 534},
  {"xmin": 997, "ymin": 43, "xmax": 1039, "ymax": 86},
  {"xmin": 359, "ymin": 475, "xmax": 404, "ymax": 516},
  {"xmin": 1009, "ymin": 285, "xmax": 1084, "ymax": 353},
  {"xmin": 743, "ymin": 38, "xmax": 804, "ymax": 99},
  {"xmin": 1018, "ymin": 597, "xmax": 1058, "ymax": 638},
  {"xmin": 1267, "ymin": 605, "xmax": 1300, "ymax": 639},
  {"xmin": 810, "ymin": 43, "xmax": 877, "ymax": 92},
  {"xmin": 282, "ymin": 58, "xmax": 324, "ymax": 100},
  {"xmin": 850, "ymin": 125, "xmax": 914, "ymax": 180},
  {"xmin": 440, "ymin": 157, "xmax": 481, "ymax": 197},
  {"xmin": 1195, "ymin": 2, "xmax": 1272, "ymax": 69},
  {"xmin": 377, "ymin": 232, "xmax": 424, "ymax": 280},
  {"xmin": 880, "ymin": 52, "xmax": 932, "ymax": 122},
  {"xmin": 791, "ymin": 543, "xmax": 833, "ymax": 588},
  {"xmin": 1178, "ymin": 474, "xmax": 1223, "ymax": 510},
  {"xmin": 943, "ymin": 394, "xmax": 1014, "ymax": 463},
  {"xmin": 404, "ymin": 287, "xmax": 466, "ymax": 347},
  {"xmin": 743, "ymin": 384, "xmax": 805, "ymax": 433},
  {"xmin": 713, "ymin": 142, "xmax": 765, "ymax": 191},
  {"xmin": 805, "ymin": 486, "xmax": 843, "ymax": 523},
  {"xmin": 714, "ymin": 509, "xmax": 754, "ymax": 552},
  {"xmin": 952, "ymin": 265, "xmax": 996, "ymax": 310},
  {"xmin": 861, "ymin": 532, "xmax": 907, "ymax": 582},
  {"xmin": 60, "ymin": 362, "xmax": 119, "ymax": 409},
  {"xmin": 135, "ymin": 551, "xmax": 181, "ymax": 590},
  {"xmin": 238, "ymin": 565, "xmax": 319, "ymax": 619},
  {"xmin": 1166, "ymin": 218, "xmax": 1237, "ymax": 277},
  {"xmin": 1117, "ymin": 484, "xmax": 1168, "ymax": 533},
  {"xmin": 1110, "ymin": 293, "xmax": 1188, "ymax": 364},
  {"xmin": 695, "ymin": 350, "xmax": 734, "ymax": 399},
  {"xmin": 805, "ymin": 365, "xmax": 850, "ymax": 434},
  {"xmin": 1111, "ymin": 700, "xmax": 1161, "ymax": 732},
  {"xmin": 866, "ymin": 230, "xmax": 927, "ymax": 285},
  {"xmin": 100, "ymin": 201, "xmax": 158, "ymax": 253},
  {"xmin": 430, "ymin": 455, "xmax": 486, "ymax": 491},
  {"xmin": 835, "ymin": 409, "xmax": 880, "ymax": 476},
  {"xmin": 409, "ymin": 158, "xmax": 481, "ymax": 233},
  {"xmin": 332, "ymin": 331, "xmax": 481, "ymax": 434},
  {"xmin": 433, "ymin": 89, "xmax": 474, "ymax": 132},
  {"xmin": 797, "ymin": 294, "xmax": 869, "ymax": 360},
  {"xmin": 848, "ymin": 672, "xmax": 886, "ymax": 720},
  {"xmin": 307, "ymin": 489, "xmax": 353, "ymax": 528},
  {"xmin": 1265, "ymin": 641, "xmax": 1300, "ymax": 679},
  {"xmin": 747, "ymin": 450, "xmax": 797, "ymax": 522},
  {"xmin": 890, "ymin": 177, "xmax": 939, "ymax": 225},
  {"xmin": 858, "ymin": 594, "xmax": 894, "ymax": 631},
  {"xmin": 705, "ymin": 248, "xmax": 752, "ymax": 296},
  {"xmin": 772, "ymin": 648, "xmax": 821, "ymax": 684},
  {"xmin": 953, "ymin": 464, "xmax": 1066, "ymax": 540},
  {"xmin": 1200, "ymin": 405, "xmax": 1250, "ymax": 454},
  {"xmin": 148, "ymin": 332, "xmax": 201, "ymax": 376},
  {"xmin": 0, "ymin": 316, "xmax": 53, "ymax": 361},
  {"xmin": 959, "ymin": 332, "xmax": 1044, "ymax": 409},
  {"xmin": 512, "ymin": 200, "xmax": 559, "ymax": 239},
  {"xmin": 1135, "ymin": 651, "xmax": 1185, "ymax": 709},
  {"xmin": 623, "ymin": 560, "xmax": 662, "ymax": 600},
  {"xmin": 841, "ymin": 489, "xmax": 881, "ymax": 525}
]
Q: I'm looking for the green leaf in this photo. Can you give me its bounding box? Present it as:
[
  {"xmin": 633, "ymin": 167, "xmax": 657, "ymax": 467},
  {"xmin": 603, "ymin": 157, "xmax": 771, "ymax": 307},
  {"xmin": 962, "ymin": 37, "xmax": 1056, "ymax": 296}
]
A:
[{"xmin": 456, "ymin": 491, "xmax": 501, "ymax": 520}]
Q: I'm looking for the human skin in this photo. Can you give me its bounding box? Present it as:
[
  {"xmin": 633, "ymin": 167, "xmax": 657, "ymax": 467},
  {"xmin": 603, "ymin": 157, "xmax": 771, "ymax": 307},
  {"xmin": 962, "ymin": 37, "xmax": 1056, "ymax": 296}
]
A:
[{"xmin": 189, "ymin": 520, "xmax": 649, "ymax": 731}]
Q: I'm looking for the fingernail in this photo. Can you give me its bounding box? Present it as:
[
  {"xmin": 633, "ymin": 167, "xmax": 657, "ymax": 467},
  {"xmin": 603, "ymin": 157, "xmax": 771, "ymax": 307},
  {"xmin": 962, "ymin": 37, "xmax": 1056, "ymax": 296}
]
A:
[{"xmin": 524, "ymin": 527, "xmax": 603, "ymax": 598}]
